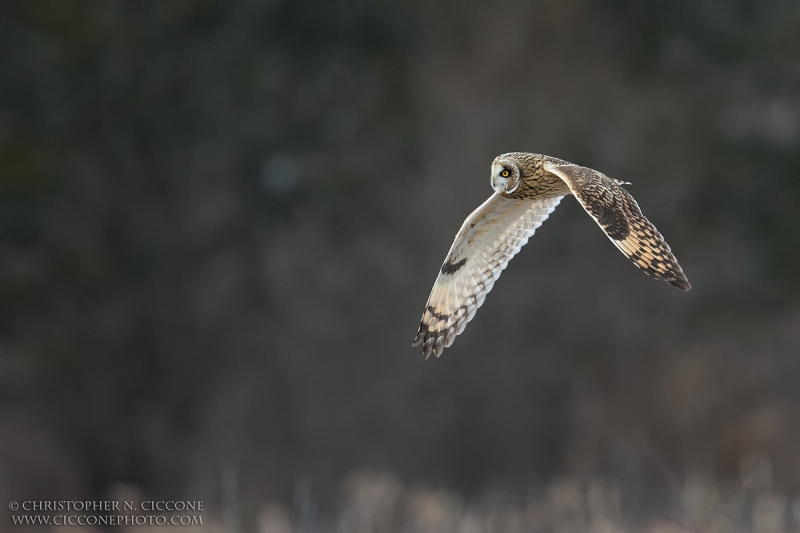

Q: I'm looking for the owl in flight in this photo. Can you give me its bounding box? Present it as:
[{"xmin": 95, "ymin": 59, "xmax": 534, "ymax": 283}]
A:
[{"xmin": 413, "ymin": 152, "xmax": 691, "ymax": 359}]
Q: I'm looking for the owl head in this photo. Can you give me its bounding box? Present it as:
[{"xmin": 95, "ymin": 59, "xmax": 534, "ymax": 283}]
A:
[{"xmin": 490, "ymin": 156, "xmax": 522, "ymax": 194}]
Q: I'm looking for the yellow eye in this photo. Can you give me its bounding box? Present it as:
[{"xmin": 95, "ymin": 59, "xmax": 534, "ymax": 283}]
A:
[{"xmin": 501, "ymin": 170, "xmax": 510, "ymax": 177}]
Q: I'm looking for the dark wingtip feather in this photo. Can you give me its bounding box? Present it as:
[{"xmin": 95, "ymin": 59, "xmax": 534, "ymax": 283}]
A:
[{"xmin": 669, "ymin": 276, "xmax": 692, "ymax": 291}]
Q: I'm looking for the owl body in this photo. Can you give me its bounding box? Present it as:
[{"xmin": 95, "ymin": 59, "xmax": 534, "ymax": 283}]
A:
[
  {"xmin": 413, "ymin": 152, "xmax": 691, "ymax": 359},
  {"xmin": 495, "ymin": 153, "xmax": 572, "ymax": 200}
]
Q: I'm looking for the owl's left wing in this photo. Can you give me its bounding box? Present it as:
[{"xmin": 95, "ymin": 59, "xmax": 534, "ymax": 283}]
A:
[{"xmin": 413, "ymin": 193, "xmax": 564, "ymax": 358}]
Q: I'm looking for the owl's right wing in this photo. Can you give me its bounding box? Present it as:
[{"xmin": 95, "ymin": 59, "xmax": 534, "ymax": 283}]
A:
[
  {"xmin": 544, "ymin": 161, "xmax": 691, "ymax": 290},
  {"xmin": 413, "ymin": 193, "xmax": 564, "ymax": 358}
]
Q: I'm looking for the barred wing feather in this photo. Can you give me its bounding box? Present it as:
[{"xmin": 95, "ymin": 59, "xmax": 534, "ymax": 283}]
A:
[
  {"xmin": 412, "ymin": 193, "xmax": 563, "ymax": 358},
  {"xmin": 544, "ymin": 163, "xmax": 690, "ymax": 291}
]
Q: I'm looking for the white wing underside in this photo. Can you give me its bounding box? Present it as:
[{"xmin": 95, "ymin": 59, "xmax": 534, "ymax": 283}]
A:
[{"xmin": 413, "ymin": 193, "xmax": 564, "ymax": 358}]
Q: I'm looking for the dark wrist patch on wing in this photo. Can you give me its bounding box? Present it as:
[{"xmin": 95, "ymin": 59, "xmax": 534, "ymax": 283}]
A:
[{"xmin": 441, "ymin": 257, "xmax": 467, "ymax": 275}]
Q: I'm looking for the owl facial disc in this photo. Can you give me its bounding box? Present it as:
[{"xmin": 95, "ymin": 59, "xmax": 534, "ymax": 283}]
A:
[{"xmin": 491, "ymin": 160, "xmax": 520, "ymax": 194}]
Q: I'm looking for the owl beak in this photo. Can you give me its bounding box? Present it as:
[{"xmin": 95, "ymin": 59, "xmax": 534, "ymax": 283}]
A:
[{"xmin": 492, "ymin": 176, "xmax": 507, "ymax": 193}]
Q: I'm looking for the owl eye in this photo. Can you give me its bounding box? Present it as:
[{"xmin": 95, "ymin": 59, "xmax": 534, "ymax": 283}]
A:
[{"xmin": 501, "ymin": 169, "xmax": 510, "ymax": 177}]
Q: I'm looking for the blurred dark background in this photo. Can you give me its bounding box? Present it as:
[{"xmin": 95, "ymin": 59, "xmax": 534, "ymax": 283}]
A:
[{"xmin": 2, "ymin": 0, "xmax": 800, "ymax": 531}]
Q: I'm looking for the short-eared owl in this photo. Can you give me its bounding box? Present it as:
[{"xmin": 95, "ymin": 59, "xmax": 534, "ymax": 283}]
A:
[{"xmin": 413, "ymin": 153, "xmax": 691, "ymax": 359}]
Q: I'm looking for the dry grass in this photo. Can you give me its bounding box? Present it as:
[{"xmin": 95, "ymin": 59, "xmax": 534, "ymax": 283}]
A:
[{"xmin": 244, "ymin": 458, "xmax": 800, "ymax": 533}]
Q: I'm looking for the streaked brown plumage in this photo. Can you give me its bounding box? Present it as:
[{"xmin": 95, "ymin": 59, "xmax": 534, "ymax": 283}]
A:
[{"xmin": 412, "ymin": 152, "xmax": 691, "ymax": 359}]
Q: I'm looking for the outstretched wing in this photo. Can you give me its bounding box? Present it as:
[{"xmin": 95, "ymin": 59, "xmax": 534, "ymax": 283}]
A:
[
  {"xmin": 413, "ymin": 193, "xmax": 564, "ymax": 358},
  {"xmin": 544, "ymin": 162, "xmax": 691, "ymax": 290}
]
